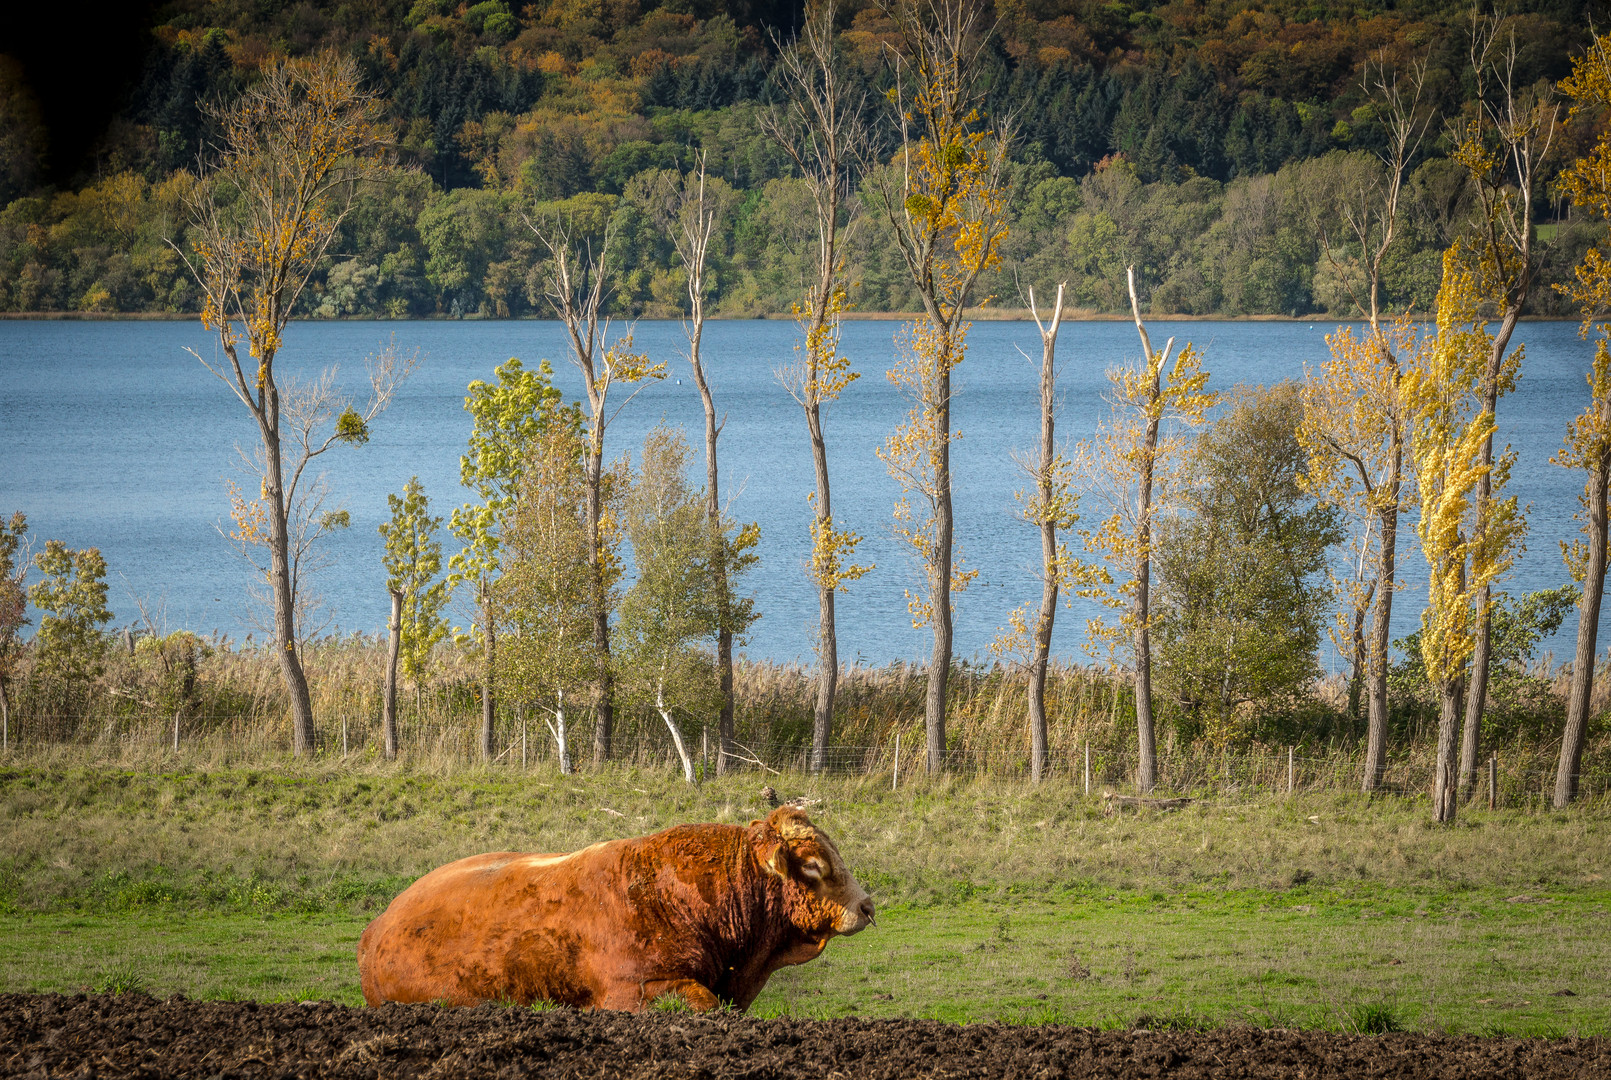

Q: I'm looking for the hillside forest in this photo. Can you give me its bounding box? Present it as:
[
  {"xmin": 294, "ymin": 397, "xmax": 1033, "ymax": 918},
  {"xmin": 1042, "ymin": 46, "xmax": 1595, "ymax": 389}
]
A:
[
  {"xmin": 0, "ymin": 0, "xmax": 1606, "ymax": 318},
  {"xmin": 3, "ymin": 2, "xmax": 1611, "ymax": 826}
]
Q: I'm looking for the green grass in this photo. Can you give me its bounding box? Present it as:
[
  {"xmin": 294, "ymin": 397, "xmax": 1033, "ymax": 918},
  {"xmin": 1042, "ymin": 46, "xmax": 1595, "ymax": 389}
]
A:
[
  {"xmin": 3, "ymin": 891, "xmax": 1605, "ymax": 1035},
  {"xmin": 1, "ymin": 762, "xmax": 1608, "ymax": 1033}
]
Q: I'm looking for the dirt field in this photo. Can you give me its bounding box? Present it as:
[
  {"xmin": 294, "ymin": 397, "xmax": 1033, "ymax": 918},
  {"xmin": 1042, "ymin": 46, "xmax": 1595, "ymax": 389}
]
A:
[{"xmin": 3, "ymin": 994, "xmax": 1609, "ymax": 1079}]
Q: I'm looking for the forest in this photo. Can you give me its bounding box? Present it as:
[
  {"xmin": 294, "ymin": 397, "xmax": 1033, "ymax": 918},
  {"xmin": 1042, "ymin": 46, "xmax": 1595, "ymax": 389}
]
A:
[
  {"xmin": 0, "ymin": 0, "xmax": 1604, "ymax": 318},
  {"xmin": 3, "ymin": 0, "xmax": 1611, "ymax": 828}
]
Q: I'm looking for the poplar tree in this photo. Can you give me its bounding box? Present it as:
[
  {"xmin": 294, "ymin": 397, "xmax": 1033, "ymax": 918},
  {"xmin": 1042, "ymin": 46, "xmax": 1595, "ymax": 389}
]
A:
[
  {"xmin": 992, "ymin": 286, "xmax": 1107, "ymax": 781},
  {"xmin": 449, "ymin": 357, "xmax": 574, "ymax": 758},
  {"xmin": 629, "ymin": 158, "xmax": 758, "ymax": 774},
  {"xmin": 1449, "ymin": 15, "xmax": 1558, "ymax": 796},
  {"xmin": 379, "ymin": 477, "xmax": 448, "ymax": 714},
  {"xmin": 870, "ymin": 0, "xmax": 1011, "ymax": 774},
  {"xmin": 1552, "ymin": 29, "xmax": 1611, "ymax": 808},
  {"xmin": 763, "ymin": 0, "xmax": 872, "ymax": 774},
  {"xmin": 1297, "ymin": 52, "xmax": 1431, "ymax": 791},
  {"xmin": 1403, "ymin": 252, "xmax": 1519, "ymax": 824},
  {"xmin": 179, "ymin": 53, "xmax": 409, "ymax": 755},
  {"xmin": 527, "ymin": 202, "xmax": 666, "ymax": 764},
  {"xmin": 1077, "ymin": 269, "xmax": 1214, "ymax": 792}
]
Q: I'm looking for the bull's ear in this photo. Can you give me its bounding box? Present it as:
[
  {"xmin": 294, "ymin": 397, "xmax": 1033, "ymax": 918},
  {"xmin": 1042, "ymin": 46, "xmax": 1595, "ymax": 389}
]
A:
[{"xmin": 749, "ymin": 817, "xmax": 788, "ymax": 879}]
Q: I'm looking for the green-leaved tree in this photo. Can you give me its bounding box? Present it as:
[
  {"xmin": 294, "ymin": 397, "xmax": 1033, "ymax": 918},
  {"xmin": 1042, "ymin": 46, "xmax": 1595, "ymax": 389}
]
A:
[
  {"xmin": 0, "ymin": 511, "xmax": 28, "ymax": 745},
  {"xmin": 380, "ymin": 477, "xmax": 449, "ymax": 711},
  {"xmin": 618, "ymin": 427, "xmax": 741, "ymax": 783},
  {"xmin": 1152, "ymin": 384, "xmax": 1343, "ymax": 745},
  {"xmin": 30, "ymin": 541, "xmax": 112, "ymax": 687},
  {"xmin": 499, "ymin": 418, "xmax": 604, "ymax": 774},
  {"xmin": 449, "ymin": 357, "xmax": 575, "ymax": 757}
]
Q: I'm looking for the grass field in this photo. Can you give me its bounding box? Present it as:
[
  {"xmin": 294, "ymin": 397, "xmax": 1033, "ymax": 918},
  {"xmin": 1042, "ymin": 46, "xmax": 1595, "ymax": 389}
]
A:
[{"xmin": 2, "ymin": 761, "xmax": 1608, "ymax": 1034}]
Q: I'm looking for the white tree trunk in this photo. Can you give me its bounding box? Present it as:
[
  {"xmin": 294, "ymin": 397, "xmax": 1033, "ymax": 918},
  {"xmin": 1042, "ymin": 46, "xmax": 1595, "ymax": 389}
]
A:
[
  {"xmin": 544, "ymin": 688, "xmax": 573, "ymax": 775},
  {"xmin": 657, "ymin": 677, "xmax": 696, "ymax": 783}
]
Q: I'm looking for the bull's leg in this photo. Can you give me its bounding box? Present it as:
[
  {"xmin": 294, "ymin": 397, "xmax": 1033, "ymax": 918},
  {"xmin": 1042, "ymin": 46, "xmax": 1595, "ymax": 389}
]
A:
[{"xmin": 635, "ymin": 978, "xmax": 722, "ymax": 1012}]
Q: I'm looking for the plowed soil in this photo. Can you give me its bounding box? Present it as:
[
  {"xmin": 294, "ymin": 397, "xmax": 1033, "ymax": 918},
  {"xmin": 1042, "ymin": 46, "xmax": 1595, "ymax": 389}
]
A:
[{"xmin": 2, "ymin": 992, "xmax": 1607, "ymax": 1079}]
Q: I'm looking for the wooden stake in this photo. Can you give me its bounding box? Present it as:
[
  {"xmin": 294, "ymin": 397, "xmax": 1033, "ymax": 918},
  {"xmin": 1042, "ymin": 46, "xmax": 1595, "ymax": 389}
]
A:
[
  {"xmin": 521, "ymin": 713, "xmax": 527, "ymax": 769},
  {"xmin": 173, "ymin": 710, "xmax": 180, "ymax": 753},
  {"xmin": 701, "ymin": 726, "xmax": 708, "ymax": 786},
  {"xmin": 1288, "ymin": 746, "xmax": 1294, "ymax": 795},
  {"xmin": 893, "ymin": 733, "xmax": 901, "ymax": 790},
  {"xmin": 342, "ymin": 718, "xmax": 348, "ymax": 758},
  {"xmin": 1489, "ymin": 753, "xmax": 1498, "ymax": 811},
  {"xmin": 1084, "ymin": 741, "xmax": 1091, "ymax": 797}
]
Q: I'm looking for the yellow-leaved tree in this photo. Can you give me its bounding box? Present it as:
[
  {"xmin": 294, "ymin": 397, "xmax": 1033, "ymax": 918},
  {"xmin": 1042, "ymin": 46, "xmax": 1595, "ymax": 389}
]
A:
[
  {"xmin": 1551, "ymin": 29, "xmax": 1611, "ymax": 808},
  {"xmin": 179, "ymin": 53, "xmax": 413, "ymax": 755},
  {"xmin": 1076, "ymin": 268, "xmax": 1215, "ymax": 793},
  {"xmin": 869, "ymin": 0, "xmax": 1011, "ymax": 774},
  {"xmin": 1446, "ymin": 13, "xmax": 1557, "ymax": 796},
  {"xmin": 1402, "ymin": 251, "xmax": 1521, "ymax": 823},
  {"xmin": 1298, "ymin": 50, "xmax": 1431, "ymax": 791},
  {"xmin": 991, "ymin": 284, "xmax": 1109, "ymax": 782}
]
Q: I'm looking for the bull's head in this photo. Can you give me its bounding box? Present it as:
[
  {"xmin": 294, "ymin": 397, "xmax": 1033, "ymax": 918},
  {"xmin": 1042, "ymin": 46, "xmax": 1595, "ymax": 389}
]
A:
[{"xmin": 751, "ymin": 805, "xmax": 876, "ymax": 938}]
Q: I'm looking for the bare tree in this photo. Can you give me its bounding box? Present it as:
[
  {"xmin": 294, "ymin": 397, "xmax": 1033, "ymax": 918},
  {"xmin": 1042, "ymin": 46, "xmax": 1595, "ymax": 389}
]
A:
[
  {"xmin": 762, "ymin": 0, "xmax": 874, "ymax": 773},
  {"xmin": 525, "ymin": 209, "xmax": 664, "ymax": 764},
  {"xmin": 1009, "ymin": 284, "xmax": 1105, "ymax": 781},
  {"xmin": 1453, "ymin": 14, "xmax": 1559, "ymax": 798},
  {"xmin": 631, "ymin": 156, "xmax": 758, "ymax": 774}
]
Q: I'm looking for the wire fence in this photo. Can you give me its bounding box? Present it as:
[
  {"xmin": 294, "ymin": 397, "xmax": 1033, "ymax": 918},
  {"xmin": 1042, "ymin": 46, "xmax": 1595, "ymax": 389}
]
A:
[{"xmin": 5, "ymin": 709, "xmax": 1608, "ymax": 807}]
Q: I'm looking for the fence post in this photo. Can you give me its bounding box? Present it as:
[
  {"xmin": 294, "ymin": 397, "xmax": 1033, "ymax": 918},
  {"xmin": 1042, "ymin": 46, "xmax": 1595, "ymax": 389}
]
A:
[
  {"xmin": 1489, "ymin": 753, "xmax": 1498, "ymax": 811},
  {"xmin": 342, "ymin": 717, "xmax": 348, "ymax": 758},
  {"xmin": 893, "ymin": 733, "xmax": 900, "ymax": 790},
  {"xmin": 1084, "ymin": 741, "xmax": 1091, "ymax": 797},
  {"xmin": 1287, "ymin": 746, "xmax": 1294, "ymax": 795},
  {"xmin": 701, "ymin": 726, "xmax": 708, "ymax": 786},
  {"xmin": 522, "ymin": 713, "xmax": 527, "ymax": 770}
]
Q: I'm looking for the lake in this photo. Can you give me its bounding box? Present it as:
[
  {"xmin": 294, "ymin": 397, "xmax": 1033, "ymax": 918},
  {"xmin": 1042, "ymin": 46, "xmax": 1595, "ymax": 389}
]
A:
[{"xmin": 0, "ymin": 316, "xmax": 1603, "ymax": 670}]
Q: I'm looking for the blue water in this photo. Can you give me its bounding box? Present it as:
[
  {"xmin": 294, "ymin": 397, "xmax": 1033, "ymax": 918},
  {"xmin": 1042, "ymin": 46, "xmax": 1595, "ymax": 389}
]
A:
[{"xmin": 0, "ymin": 317, "xmax": 1603, "ymax": 669}]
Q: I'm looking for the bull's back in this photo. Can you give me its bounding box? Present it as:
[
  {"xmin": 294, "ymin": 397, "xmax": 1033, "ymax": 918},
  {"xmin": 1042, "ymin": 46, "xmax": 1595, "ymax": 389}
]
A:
[{"xmin": 357, "ymin": 848, "xmax": 598, "ymax": 1006}]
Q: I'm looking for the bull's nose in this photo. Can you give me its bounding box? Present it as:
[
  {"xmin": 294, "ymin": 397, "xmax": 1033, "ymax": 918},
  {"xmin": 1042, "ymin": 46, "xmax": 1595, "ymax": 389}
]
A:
[{"xmin": 856, "ymin": 896, "xmax": 876, "ymax": 926}]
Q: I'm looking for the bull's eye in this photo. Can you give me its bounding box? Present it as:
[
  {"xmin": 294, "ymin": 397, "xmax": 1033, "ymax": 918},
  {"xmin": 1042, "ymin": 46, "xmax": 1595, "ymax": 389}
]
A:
[{"xmin": 801, "ymin": 858, "xmax": 825, "ymax": 881}]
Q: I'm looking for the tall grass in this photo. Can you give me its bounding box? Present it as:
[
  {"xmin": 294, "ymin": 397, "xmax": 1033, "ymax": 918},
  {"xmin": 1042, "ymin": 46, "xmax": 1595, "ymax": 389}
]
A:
[{"xmin": 4, "ymin": 634, "xmax": 1609, "ymax": 800}]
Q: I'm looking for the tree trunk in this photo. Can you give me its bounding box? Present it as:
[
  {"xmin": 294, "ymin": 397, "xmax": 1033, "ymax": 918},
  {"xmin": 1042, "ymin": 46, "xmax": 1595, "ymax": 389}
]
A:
[
  {"xmin": 1134, "ymin": 406, "xmax": 1161, "ymax": 793},
  {"xmin": 1346, "ymin": 579, "xmax": 1374, "ymax": 724},
  {"xmin": 1462, "ymin": 307, "xmax": 1521, "ymax": 799},
  {"xmin": 1433, "ymin": 674, "xmax": 1465, "ymax": 823},
  {"xmin": 262, "ymin": 410, "xmax": 317, "ymax": 755},
  {"xmin": 657, "ymin": 677, "xmax": 696, "ymax": 784},
  {"xmin": 585, "ymin": 434, "xmax": 615, "ymax": 766},
  {"xmin": 1557, "ymin": 447, "xmax": 1610, "ymax": 808},
  {"xmin": 1363, "ymin": 487, "xmax": 1399, "ymax": 791},
  {"xmin": 1027, "ymin": 288, "xmax": 1063, "ymax": 784},
  {"xmin": 383, "ymin": 589, "xmax": 401, "ymax": 760},
  {"xmin": 1459, "ymin": 602, "xmax": 1491, "ymax": 798},
  {"xmin": 552, "ymin": 688, "xmax": 573, "ymax": 775},
  {"xmin": 807, "ymin": 396, "xmax": 837, "ymax": 775},
  {"xmin": 480, "ymin": 579, "xmax": 496, "ymax": 761},
  {"xmin": 688, "ymin": 316, "xmax": 735, "ymax": 775},
  {"xmin": 926, "ymin": 358, "xmax": 953, "ymax": 776}
]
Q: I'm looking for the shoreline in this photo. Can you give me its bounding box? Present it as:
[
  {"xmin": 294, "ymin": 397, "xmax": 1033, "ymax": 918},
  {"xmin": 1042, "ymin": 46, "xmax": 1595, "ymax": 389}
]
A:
[{"xmin": 0, "ymin": 310, "xmax": 1585, "ymax": 324}]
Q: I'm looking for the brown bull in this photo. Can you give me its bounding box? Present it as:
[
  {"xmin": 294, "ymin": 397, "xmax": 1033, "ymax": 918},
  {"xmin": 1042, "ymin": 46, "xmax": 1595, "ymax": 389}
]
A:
[{"xmin": 356, "ymin": 805, "xmax": 875, "ymax": 1012}]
